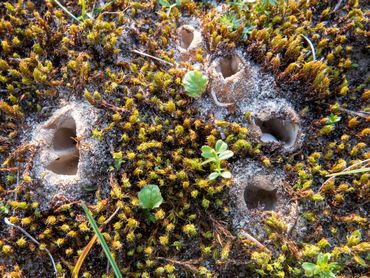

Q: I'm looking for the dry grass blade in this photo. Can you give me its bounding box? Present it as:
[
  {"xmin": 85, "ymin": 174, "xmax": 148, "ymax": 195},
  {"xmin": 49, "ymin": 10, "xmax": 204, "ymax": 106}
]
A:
[{"xmin": 72, "ymin": 234, "xmax": 98, "ymax": 278}]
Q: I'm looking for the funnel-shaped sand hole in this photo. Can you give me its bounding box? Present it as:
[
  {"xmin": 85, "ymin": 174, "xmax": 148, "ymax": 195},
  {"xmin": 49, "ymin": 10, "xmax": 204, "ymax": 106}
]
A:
[
  {"xmin": 244, "ymin": 182, "xmax": 277, "ymax": 211},
  {"xmin": 256, "ymin": 118, "xmax": 298, "ymax": 148},
  {"xmin": 179, "ymin": 25, "xmax": 195, "ymax": 49},
  {"xmin": 217, "ymin": 54, "xmax": 242, "ymax": 78},
  {"xmin": 46, "ymin": 117, "xmax": 79, "ymax": 175}
]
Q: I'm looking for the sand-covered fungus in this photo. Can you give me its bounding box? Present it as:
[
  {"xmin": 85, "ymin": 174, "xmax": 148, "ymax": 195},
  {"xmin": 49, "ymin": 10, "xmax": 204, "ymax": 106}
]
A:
[
  {"xmin": 244, "ymin": 175, "xmax": 278, "ymax": 211},
  {"xmin": 31, "ymin": 102, "xmax": 105, "ymax": 210},
  {"xmin": 253, "ymin": 103, "xmax": 301, "ymax": 151},
  {"xmin": 216, "ymin": 54, "xmax": 242, "ymax": 79},
  {"xmin": 228, "ymin": 161, "xmax": 298, "ymax": 238},
  {"xmin": 256, "ymin": 118, "xmax": 299, "ymax": 149},
  {"xmin": 177, "ymin": 24, "xmax": 202, "ymax": 51},
  {"xmin": 208, "ymin": 51, "xmax": 256, "ymax": 105},
  {"xmin": 46, "ymin": 116, "xmax": 79, "ymax": 175}
]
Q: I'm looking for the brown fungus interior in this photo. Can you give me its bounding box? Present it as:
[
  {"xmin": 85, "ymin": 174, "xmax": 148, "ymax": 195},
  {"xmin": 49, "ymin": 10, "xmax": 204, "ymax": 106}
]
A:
[
  {"xmin": 256, "ymin": 118, "xmax": 298, "ymax": 148},
  {"xmin": 244, "ymin": 177, "xmax": 277, "ymax": 211},
  {"xmin": 46, "ymin": 117, "xmax": 79, "ymax": 175},
  {"xmin": 179, "ymin": 26, "xmax": 195, "ymax": 49},
  {"xmin": 217, "ymin": 54, "xmax": 242, "ymax": 78}
]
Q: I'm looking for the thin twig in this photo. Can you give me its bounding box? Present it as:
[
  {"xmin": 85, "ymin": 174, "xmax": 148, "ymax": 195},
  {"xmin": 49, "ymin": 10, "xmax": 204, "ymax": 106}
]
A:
[
  {"xmin": 211, "ymin": 90, "xmax": 233, "ymax": 107},
  {"xmin": 130, "ymin": 49, "xmax": 174, "ymax": 66},
  {"xmin": 53, "ymin": 0, "xmax": 80, "ymax": 22},
  {"xmin": 0, "ymin": 167, "xmax": 18, "ymax": 172},
  {"xmin": 332, "ymin": 0, "xmax": 344, "ymax": 13},
  {"xmin": 4, "ymin": 218, "xmax": 58, "ymax": 275},
  {"xmin": 335, "ymin": 107, "xmax": 370, "ymax": 119},
  {"xmin": 239, "ymin": 230, "xmax": 271, "ymax": 253},
  {"xmin": 301, "ymin": 34, "xmax": 316, "ymax": 61},
  {"xmin": 318, "ymin": 158, "xmax": 370, "ymax": 193},
  {"xmin": 157, "ymin": 257, "xmax": 200, "ymax": 274},
  {"xmin": 287, "ymin": 200, "xmax": 299, "ymax": 236},
  {"xmin": 103, "ymin": 206, "xmax": 121, "ymax": 225}
]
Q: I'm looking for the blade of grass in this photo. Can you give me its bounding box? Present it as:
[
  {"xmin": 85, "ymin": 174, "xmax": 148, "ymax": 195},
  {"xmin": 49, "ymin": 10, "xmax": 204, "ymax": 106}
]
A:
[
  {"xmin": 326, "ymin": 167, "xmax": 370, "ymax": 177},
  {"xmin": 53, "ymin": 0, "xmax": 80, "ymax": 22},
  {"xmin": 72, "ymin": 207, "xmax": 120, "ymax": 278},
  {"xmin": 301, "ymin": 34, "xmax": 316, "ymax": 61},
  {"xmin": 81, "ymin": 202, "xmax": 122, "ymax": 278},
  {"xmin": 318, "ymin": 158, "xmax": 370, "ymax": 193},
  {"xmin": 80, "ymin": 0, "xmax": 86, "ymax": 19}
]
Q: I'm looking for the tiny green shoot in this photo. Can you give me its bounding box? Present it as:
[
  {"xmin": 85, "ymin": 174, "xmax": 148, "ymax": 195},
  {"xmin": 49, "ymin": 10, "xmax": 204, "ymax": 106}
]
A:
[
  {"xmin": 138, "ymin": 184, "xmax": 163, "ymax": 223},
  {"xmin": 158, "ymin": 0, "xmax": 181, "ymax": 16},
  {"xmin": 183, "ymin": 70, "xmax": 209, "ymax": 98},
  {"xmin": 302, "ymin": 253, "xmax": 340, "ymax": 278},
  {"xmin": 201, "ymin": 140, "xmax": 234, "ymax": 180},
  {"xmin": 326, "ymin": 113, "xmax": 341, "ymax": 126}
]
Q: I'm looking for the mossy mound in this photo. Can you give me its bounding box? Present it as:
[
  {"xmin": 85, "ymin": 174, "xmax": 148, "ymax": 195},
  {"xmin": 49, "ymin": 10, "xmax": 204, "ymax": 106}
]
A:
[{"xmin": 0, "ymin": 0, "xmax": 369, "ymax": 277}]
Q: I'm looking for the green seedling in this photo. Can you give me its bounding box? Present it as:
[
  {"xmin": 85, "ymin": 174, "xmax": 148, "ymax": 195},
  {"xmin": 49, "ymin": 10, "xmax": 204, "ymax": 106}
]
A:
[
  {"xmin": 112, "ymin": 151, "xmax": 124, "ymax": 170},
  {"xmin": 53, "ymin": 0, "xmax": 115, "ymax": 22},
  {"xmin": 183, "ymin": 70, "xmax": 209, "ymax": 98},
  {"xmin": 220, "ymin": 13, "xmax": 242, "ymax": 31},
  {"xmin": 326, "ymin": 113, "xmax": 341, "ymax": 126},
  {"xmin": 263, "ymin": 0, "xmax": 277, "ymax": 6},
  {"xmin": 158, "ymin": 0, "xmax": 181, "ymax": 16},
  {"xmin": 230, "ymin": 0, "xmax": 256, "ymax": 10},
  {"xmin": 138, "ymin": 184, "xmax": 163, "ymax": 223},
  {"xmin": 302, "ymin": 253, "xmax": 340, "ymax": 278},
  {"xmin": 0, "ymin": 202, "xmax": 10, "ymax": 215},
  {"xmin": 201, "ymin": 140, "xmax": 234, "ymax": 180}
]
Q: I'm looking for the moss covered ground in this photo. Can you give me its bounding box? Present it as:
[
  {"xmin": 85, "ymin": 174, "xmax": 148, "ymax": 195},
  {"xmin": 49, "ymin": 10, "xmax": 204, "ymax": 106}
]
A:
[{"xmin": 0, "ymin": 0, "xmax": 369, "ymax": 277}]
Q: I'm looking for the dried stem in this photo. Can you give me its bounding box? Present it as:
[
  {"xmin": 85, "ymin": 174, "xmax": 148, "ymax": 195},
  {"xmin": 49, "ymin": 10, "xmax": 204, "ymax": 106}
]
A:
[
  {"xmin": 240, "ymin": 230, "xmax": 271, "ymax": 253},
  {"xmin": 211, "ymin": 90, "xmax": 233, "ymax": 107},
  {"xmin": 4, "ymin": 218, "xmax": 58, "ymax": 275},
  {"xmin": 130, "ymin": 49, "xmax": 174, "ymax": 66},
  {"xmin": 318, "ymin": 158, "xmax": 370, "ymax": 193}
]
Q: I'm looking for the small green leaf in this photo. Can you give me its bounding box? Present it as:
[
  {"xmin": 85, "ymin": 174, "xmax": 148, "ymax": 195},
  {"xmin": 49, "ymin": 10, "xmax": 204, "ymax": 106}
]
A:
[
  {"xmin": 0, "ymin": 202, "xmax": 10, "ymax": 215},
  {"xmin": 302, "ymin": 262, "xmax": 317, "ymax": 277},
  {"xmin": 219, "ymin": 150, "xmax": 234, "ymax": 160},
  {"xmin": 158, "ymin": 0, "xmax": 171, "ymax": 7},
  {"xmin": 215, "ymin": 140, "xmax": 227, "ymax": 153},
  {"xmin": 201, "ymin": 158, "xmax": 216, "ymax": 165},
  {"xmin": 221, "ymin": 171, "xmax": 232, "ymax": 179},
  {"xmin": 138, "ymin": 184, "xmax": 163, "ymax": 210},
  {"xmin": 201, "ymin": 146, "xmax": 214, "ymax": 158},
  {"xmin": 208, "ymin": 172, "xmax": 220, "ymax": 180},
  {"xmin": 317, "ymin": 253, "xmax": 329, "ymax": 265},
  {"xmin": 183, "ymin": 70, "xmax": 208, "ymax": 98}
]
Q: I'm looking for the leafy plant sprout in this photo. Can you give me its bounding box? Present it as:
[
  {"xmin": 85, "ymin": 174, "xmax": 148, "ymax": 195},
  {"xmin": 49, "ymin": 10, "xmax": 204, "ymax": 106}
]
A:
[
  {"xmin": 52, "ymin": 0, "xmax": 115, "ymax": 22},
  {"xmin": 325, "ymin": 113, "xmax": 341, "ymax": 126},
  {"xmin": 201, "ymin": 140, "xmax": 234, "ymax": 180},
  {"xmin": 138, "ymin": 184, "xmax": 164, "ymax": 223},
  {"xmin": 183, "ymin": 70, "xmax": 209, "ymax": 98},
  {"xmin": 302, "ymin": 253, "xmax": 340, "ymax": 278},
  {"xmin": 158, "ymin": 0, "xmax": 181, "ymax": 16}
]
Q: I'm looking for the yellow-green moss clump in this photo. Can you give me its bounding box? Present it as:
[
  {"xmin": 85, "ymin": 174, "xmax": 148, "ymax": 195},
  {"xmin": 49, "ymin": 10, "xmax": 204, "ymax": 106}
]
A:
[{"xmin": 0, "ymin": 0, "xmax": 369, "ymax": 277}]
